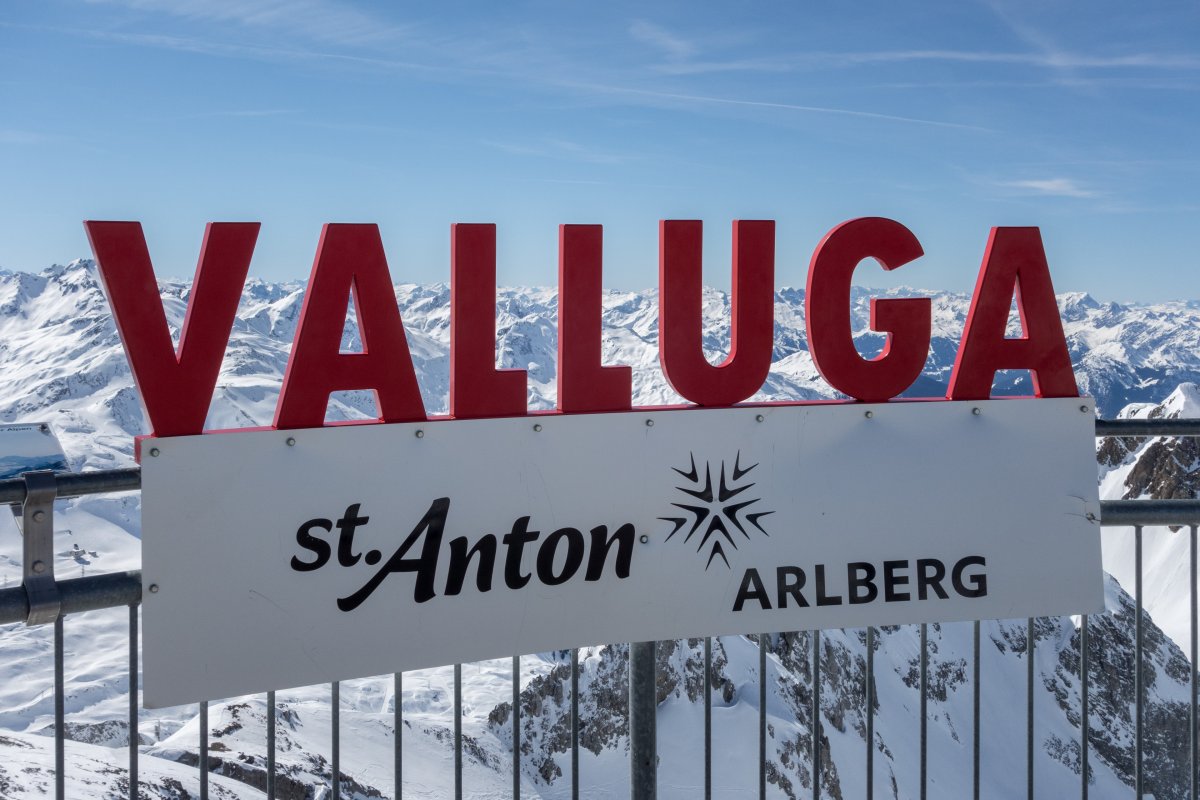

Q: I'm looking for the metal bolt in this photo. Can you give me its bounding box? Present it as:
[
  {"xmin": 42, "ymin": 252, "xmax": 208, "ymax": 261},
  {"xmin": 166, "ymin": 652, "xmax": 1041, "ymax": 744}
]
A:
[
  {"xmin": 755, "ymin": 414, "xmax": 765, "ymax": 423},
  {"xmin": 1080, "ymin": 405, "xmax": 1090, "ymax": 413},
  {"xmin": 286, "ymin": 437, "xmax": 296, "ymax": 447},
  {"xmin": 972, "ymin": 407, "xmax": 982, "ymax": 416},
  {"xmin": 415, "ymin": 429, "xmax": 425, "ymax": 439},
  {"xmin": 645, "ymin": 419, "xmax": 654, "ymax": 427},
  {"xmin": 864, "ymin": 410, "xmax": 874, "ymax": 419},
  {"xmin": 32, "ymin": 510, "xmax": 46, "ymax": 523},
  {"xmin": 533, "ymin": 423, "xmax": 543, "ymax": 432},
  {"xmin": 148, "ymin": 447, "xmax": 160, "ymax": 457},
  {"xmin": 639, "ymin": 534, "xmax": 650, "ymax": 544},
  {"xmin": 148, "ymin": 583, "xmax": 160, "ymax": 593},
  {"xmin": 1086, "ymin": 512, "xmax": 1097, "ymax": 522},
  {"xmin": 31, "ymin": 560, "xmax": 46, "ymax": 574}
]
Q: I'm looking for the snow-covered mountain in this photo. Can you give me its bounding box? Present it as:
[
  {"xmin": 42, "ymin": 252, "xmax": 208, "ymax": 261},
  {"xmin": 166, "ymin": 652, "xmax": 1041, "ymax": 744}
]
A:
[
  {"xmin": 1098, "ymin": 382, "xmax": 1200, "ymax": 653},
  {"xmin": 4, "ymin": 260, "xmax": 1200, "ymax": 470},
  {"xmin": 0, "ymin": 260, "xmax": 1198, "ymax": 799}
]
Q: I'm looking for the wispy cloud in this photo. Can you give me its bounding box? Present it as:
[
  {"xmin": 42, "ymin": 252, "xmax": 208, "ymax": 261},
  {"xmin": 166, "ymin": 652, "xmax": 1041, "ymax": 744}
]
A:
[
  {"xmin": 578, "ymin": 85, "xmax": 992, "ymax": 132},
  {"xmin": 0, "ymin": 129, "xmax": 49, "ymax": 145},
  {"xmin": 831, "ymin": 49, "xmax": 1200, "ymax": 70},
  {"xmin": 482, "ymin": 138, "xmax": 635, "ymax": 166},
  {"xmin": 1014, "ymin": 157, "xmax": 1200, "ymax": 172},
  {"xmin": 862, "ymin": 77, "xmax": 1200, "ymax": 92},
  {"xmin": 629, "ymin": 20, "xmax": 695, "ymax": 62},
  {"xmin": 184, "ymin": 108, "xmax": 300, "ymax": 118},
  {"xmin": 84, "ymin": 0, "xmax": 405, "ymax": 46},
  {"xmin": 974, "ymin": 0, "xmax": 1198, "ymax": 92},
  {"xmin": 652, "ymin": 57, "xmax": 794, "ymax": 76},
  {"xmin": 8, "ymin": 24, "xmax": 466, "ymax": 78},
  {"xmin": 635, "ymin": 46, "xmax": 1200, "ymax": 76},
  {"xmin": 525, "ymin": 177, "xmax": 610, "ymax": 185},
  {"xmin": 999, "ymin": 178, "xmax": 1100, "ymax": 198},
  {"xmin": 626, "ymin": 20, "xmax": 796, "ymax": 76}
]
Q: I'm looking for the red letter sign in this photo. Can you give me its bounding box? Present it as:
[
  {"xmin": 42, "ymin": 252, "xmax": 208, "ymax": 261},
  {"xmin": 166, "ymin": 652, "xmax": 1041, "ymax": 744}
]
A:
[
  {"xmin": 659, "ymin": 220, "xmax": 774, "ymax": 407},
  {"xmin": 948, "ymin": 227, "xmax": 1078, "ymax": 400},
  {"xmin": 85, "ymin": 221, "xmax": 258, "ymax": 437},
  {"xmin": 557, "ymin": 225, "xmax": 632, "ymax": 413},
  {"xmin": 806, "ymin": 218, "xmax": 930, "ymax": 402},
  {"xmin": 274, "ymin": 224, "xmax": 426, "ymax": 428},
  {"xmin": 450, "ymin": 224, "xmax": 527, "ymax": 418}
]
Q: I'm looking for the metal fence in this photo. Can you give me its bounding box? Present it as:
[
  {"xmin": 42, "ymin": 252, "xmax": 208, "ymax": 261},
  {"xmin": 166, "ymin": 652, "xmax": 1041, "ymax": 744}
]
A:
[{"xmin": 1, "ymin": 418, "xmax": 1199, "ymax": 800}]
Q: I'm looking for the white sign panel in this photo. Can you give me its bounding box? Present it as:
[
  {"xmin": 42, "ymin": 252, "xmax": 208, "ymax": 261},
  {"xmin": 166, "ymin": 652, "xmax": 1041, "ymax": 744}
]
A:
[{"xmin": 141, "ymin": 398, "xmax": 1103, "ymax": 707}]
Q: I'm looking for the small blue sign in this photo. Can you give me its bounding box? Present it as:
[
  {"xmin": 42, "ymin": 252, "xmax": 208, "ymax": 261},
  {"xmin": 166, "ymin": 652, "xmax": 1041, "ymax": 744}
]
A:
[{"xmin": 0, "ymin": 424, "xmax": 69, "ymax": 479}]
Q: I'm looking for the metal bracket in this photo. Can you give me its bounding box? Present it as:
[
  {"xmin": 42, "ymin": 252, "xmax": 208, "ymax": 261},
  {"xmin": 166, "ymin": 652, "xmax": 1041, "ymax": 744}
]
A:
[{"xmin": 21, "ymin": 470, "xmax": 61, "ymax": 626}]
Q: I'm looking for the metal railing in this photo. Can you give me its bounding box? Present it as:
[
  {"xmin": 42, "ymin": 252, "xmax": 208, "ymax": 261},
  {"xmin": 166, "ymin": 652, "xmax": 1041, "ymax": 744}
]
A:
[{"xmin": 1, "ymin": 420, "xmax": 1198, "ymax": 800}]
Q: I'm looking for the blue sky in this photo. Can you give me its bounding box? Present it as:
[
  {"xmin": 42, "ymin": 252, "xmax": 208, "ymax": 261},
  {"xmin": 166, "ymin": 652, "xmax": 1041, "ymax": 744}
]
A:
[{"xmin": 1, "ymin": 0, "xmax": 1197, "ymax": 301}]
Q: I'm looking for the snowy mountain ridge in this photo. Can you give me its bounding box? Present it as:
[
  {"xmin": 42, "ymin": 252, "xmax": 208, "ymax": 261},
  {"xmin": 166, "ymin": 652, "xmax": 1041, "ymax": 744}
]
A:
[
  {"xmin": 0, "ymin": 260, "xmax": 1198, "ymax": 798},
  {"xmin": 3, "ymin": 259, "xmax": 1200, "ymax": 473}
]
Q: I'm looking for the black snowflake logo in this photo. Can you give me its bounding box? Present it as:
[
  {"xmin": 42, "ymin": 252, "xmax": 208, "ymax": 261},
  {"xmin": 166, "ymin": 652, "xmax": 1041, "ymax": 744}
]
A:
[{"xmin": 660, "ymin": 452, "xmax": 774, "ymax": 570}]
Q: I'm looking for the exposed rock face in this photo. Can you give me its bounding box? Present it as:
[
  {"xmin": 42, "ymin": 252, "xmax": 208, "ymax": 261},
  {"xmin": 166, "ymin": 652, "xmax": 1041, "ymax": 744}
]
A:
[
  {"xmin": 1098, "ymin": 383, "xmax": 1200, "ymax": 505},
  {"xmin": 154, "ymin": 701, "xmax": 363, "ymax": 800},
  {"xmin": 1053, "ymin": 584, "xmax": 1193, "ymax": 797},
  {"xmin": 1123, "ymin": 436, "xmax": 1200, "ymax": 503},
  {"xmin": 34, "ymin": 719, "xmax": 152, "ymax": 747}
]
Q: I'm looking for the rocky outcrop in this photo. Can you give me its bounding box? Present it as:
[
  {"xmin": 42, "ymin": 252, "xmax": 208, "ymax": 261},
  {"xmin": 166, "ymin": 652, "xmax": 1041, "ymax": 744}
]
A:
[{"xmin": 481, "ymin": 575, "xmax": 1192, "ymax": 799}]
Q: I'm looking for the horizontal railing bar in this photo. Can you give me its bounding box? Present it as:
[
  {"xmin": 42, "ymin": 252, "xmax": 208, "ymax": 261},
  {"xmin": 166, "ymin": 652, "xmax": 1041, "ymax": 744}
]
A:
[
  {"xmin": 0, "ymin": 468, "xmax": 141, "ymax": 505},
  {"xmin": 1095, "ymin": 418, "xmax": 1200, "ymax": 437},
  {"xmin": 0, "ymin": 570, "xmax": 142, "ymax": 625},
  {"xmin": 0, "ymin": 512, "xmax": 1196, "ymax": 624},
  {"xmin": 0, "ymin": 418, "xmax": 1191, "ymax": 626},
  {"xmin": 1100, "ymin": 500, "xmax": 1200, "ymax": 527}
]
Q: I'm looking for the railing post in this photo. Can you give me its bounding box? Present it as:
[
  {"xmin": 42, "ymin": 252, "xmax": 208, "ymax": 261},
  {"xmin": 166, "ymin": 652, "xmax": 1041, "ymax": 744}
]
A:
[
  {"xmin": 332, "ymin": 681, "xmax": 340, "ymax": 800},
  {"xmin": 21, "ymin": 470, "xmax": 61, "ymax": 625},
  {"xmin": 1027, "ymin": 617, "xmax": 1035, "ymax": 800},
  {"xmin": 866, "ymin": 626, "xmax": 875, "ymax": 800},
  {"xmin": 454, "ymin": 664, "xmax": 463, "ymax": 800},
  {"xmin": 973, "ymin": 620, "xmax": 981, "ymax": 800},
  {"xmin": 704, "ymin": 638, "xmax": 712, "ymax": 800},
  {"xmin": 200, "ymin": 701, "xmax": 209, "ymax": 800},
  {"xmin": 920, "ymin": 623, "xmax": 928, "ymax": 800},
  {"xmin": 1136, "ymin": 526, "xmax": 1144, "ymax": 799},
  {"xmin": 812, "ymin": 630, "xmax": 821, "ymax": 800},
  {"xmin": 1080, "ymin": 615, "xmax": 1089, "ymax": 800},
  {"xmin": 130, "ymin": 604, "xmax": 139, "ymax": 800},
  {"xmin": 54, "ymin": 616, "xmax": 65, "ymax": 800},
  {"xmin": 629, "ymin": 640, "xmax": 657, "ymax": 800},
  {"xmin": 20, "ymin": 470, "xmax": 64, "ymax": 799},
  {"xmin": 759, "ymin": 633, "xmax": 767, "ymax": 800},
  {"xmin": 571, "ymin": 650, "xmax": 580, "ymax": 800},
  {"xmin": 512, "ymin": 655, "xmax": 520, "ymax": 798},
  {"xmin": 267, "ymin": 690, "xmax": 277, "ymax": 800},
  {"xmin": 392, "ymin": 676, "xmax": 400, "ymax": 800}
]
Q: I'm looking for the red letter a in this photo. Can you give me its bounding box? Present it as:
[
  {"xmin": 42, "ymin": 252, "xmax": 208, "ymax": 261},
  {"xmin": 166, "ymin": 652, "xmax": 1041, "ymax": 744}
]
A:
[
  {"xmin": 84, "ymin": 221, "xmax": 258, "ymax": 437},
  {"xmin": 274, "ymin": 224, "xmax": 426, "ymax": 428},
  {"xmin": 948, "ymin": 227, "xmax": 1078, "ymax": 400}
]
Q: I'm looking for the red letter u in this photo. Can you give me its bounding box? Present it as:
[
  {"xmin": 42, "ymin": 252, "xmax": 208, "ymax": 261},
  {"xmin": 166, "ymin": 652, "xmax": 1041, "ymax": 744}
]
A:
[{"xmin": 658, "ymin": 220, "xmax": 775, "ymax": 407}]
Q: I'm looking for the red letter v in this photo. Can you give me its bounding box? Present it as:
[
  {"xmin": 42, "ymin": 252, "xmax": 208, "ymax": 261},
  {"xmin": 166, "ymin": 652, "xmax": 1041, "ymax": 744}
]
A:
[{"xmin": 84, "ymin": 221, "xmax": 259, "ymax": 438}]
